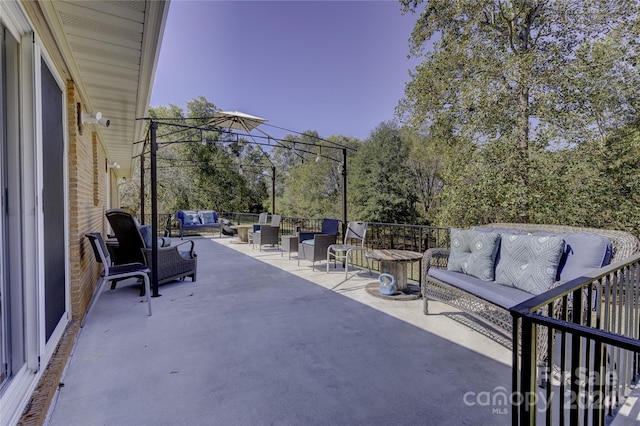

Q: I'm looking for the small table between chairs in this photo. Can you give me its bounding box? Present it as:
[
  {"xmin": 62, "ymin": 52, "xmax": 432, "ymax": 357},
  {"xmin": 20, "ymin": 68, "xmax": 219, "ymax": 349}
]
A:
[
  {"xmin": 281, "ymin": 234, "xmax": 299, "ymax": 259},
  {"xmin": 230, "ymin": 224, "xmax": 254, "ymax": 243},
  {"xmin": 365, "ymin": 249, "xmax": 423, "ymax": 300}
]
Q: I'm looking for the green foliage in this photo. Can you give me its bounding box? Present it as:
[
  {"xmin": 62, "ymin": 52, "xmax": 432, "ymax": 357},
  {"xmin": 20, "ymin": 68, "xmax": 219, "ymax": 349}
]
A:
[
  {"xmin": 117, "ymin": 93, "xmax": 640, "ymax": 240},
  {"xmin": 399, "ymin": 0, "xmax": 640, "ymax": 222},
  {"xmin": 274, "ymin": 132, "xmax": 352, "ymax": 219},
  {"xmin": 119, "ymin": 96, "xmax": 269, "ymax": 217},
  {"xmin": 349, "ymin": 122, "xmax": 418, "ymax": 224}
]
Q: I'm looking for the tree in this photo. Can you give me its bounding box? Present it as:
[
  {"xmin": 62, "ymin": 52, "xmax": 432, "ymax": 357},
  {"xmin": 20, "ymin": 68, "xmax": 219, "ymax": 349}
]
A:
[
  {"xmin": 349, "ymin": 121, "xmax": 418, "ymax": 223},
  {"xmin": 119, "ymin": 96, "xmax": 272, "ymax": 217},
  {"xmin": 274, "ymin": 131, "xmax": 354, "ymax": 219},
  {"xmin": 399, "ymin": 0, "xmax": 640, "ymax": 222},
  {"xmin": 401, "ymin": 126, "xmax": 444, "ymax": 223}
]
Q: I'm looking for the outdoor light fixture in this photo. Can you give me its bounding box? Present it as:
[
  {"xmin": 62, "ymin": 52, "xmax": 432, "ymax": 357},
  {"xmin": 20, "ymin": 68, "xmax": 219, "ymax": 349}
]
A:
[
  {"xmin": 108, "ymin": 162, "xmax": 120, "ymax": 169},
  {"xmin": 82, "ymin": 111, "xmax": 111, "ymax": 127}
]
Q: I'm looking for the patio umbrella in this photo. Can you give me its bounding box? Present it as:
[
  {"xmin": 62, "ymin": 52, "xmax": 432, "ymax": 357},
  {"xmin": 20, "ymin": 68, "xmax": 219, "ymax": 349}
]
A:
[
  {"xmin": 208, "ymin": 110, "xmax": 276, "ymax": 214},
  {"xmin": 207, "ymin": 110, "xmax": 268, "ymax": 132}
]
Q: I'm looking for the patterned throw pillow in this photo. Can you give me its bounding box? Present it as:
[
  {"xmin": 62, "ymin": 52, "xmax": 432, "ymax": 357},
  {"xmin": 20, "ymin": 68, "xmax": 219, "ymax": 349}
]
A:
[
  {"xmin": 182, "ymin": 211, "xmax": 200, "ymax": 225},
  {"xmin": 198, "ymin": 210, "xmax": 218, "ymax": 225},
  {"xmin": 447, "ymin": 229, "xmax": 501, "ymax": 281},
  {"xmin": 494, "ymin": 234, "xmax": 565, "ymax": 295}
]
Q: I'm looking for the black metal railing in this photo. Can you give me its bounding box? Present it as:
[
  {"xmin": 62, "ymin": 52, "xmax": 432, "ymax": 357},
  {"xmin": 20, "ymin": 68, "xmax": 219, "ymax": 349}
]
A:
[
  {"xmin": 510, "ymin": 254, "xmax": 640, "ymax": 425},
  {"xmin": 219, "ymin": 213, "xmax": 450, "ymax": 282}
]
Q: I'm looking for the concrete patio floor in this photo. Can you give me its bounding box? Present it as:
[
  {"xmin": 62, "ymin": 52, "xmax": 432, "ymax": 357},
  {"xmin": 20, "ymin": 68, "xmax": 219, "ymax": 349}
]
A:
[{"xmin": 46, "ymin": 236, "xmax": 513, "ymax": 425}]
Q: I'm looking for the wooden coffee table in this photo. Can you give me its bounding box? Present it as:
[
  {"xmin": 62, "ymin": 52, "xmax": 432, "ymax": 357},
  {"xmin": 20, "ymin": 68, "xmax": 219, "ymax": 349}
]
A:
[
  {"xmin": 230, "ymin": 224, "xmax": 254, "ymax": 243},
  {"xmin": 365, "ymin": 249, "xmax": 422, "ymax": 299}
]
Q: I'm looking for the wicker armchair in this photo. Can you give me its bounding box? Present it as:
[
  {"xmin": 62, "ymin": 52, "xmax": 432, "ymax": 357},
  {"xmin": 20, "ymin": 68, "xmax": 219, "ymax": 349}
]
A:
[
  {"xmin": 297, "ymin": 219, "xmax": 340, "ymax": 269},
  {"xmin": 250, "ymin": 215, "xmax": 281, "ymax": 251},
  {"xmin": 106, "ymin": 209, "xmax": 197, "ymax": 293}
]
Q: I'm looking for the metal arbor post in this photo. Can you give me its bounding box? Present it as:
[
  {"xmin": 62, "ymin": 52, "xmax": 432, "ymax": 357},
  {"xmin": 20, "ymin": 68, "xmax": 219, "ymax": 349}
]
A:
[
  {"xmin": 342, "ymin": 148, "xmax": 347, "ymax": 237},
  {"xmin": 150, "ymin": 120, "xmax": 160, "ymax": 297}
]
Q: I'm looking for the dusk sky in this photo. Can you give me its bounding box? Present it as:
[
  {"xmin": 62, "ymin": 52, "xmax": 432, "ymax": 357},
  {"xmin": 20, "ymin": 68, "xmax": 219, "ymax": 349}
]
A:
[{"xmin": 150, "ymin": 0, "xmax": 425, "ymax": 141}]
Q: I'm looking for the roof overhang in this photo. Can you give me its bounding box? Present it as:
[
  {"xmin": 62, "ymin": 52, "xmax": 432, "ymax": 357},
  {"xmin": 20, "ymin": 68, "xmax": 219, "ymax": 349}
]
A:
[{"xmin": 38, "ymin": 0, "xmax": 170, "ymax": 178}]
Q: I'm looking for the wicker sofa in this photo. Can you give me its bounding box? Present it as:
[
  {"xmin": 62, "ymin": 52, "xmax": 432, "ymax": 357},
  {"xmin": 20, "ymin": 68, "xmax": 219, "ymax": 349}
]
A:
[
  {"xmin": 175, "ymin": 210, "xmax": 222, "ymax": 239},
  {"xmin": 421, "ymin": 223, "xmax": 640, "ymax": 353}
]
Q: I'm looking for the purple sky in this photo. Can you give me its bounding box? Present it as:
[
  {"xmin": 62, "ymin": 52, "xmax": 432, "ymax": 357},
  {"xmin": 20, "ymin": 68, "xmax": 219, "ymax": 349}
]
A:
[{"xmin": 150, "ymin": 0, "xmax": 422, "ymax": 140}]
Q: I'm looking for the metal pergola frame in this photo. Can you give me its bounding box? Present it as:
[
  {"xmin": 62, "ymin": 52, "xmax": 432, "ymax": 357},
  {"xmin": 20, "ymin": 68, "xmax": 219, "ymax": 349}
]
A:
[{"xmin": 136, "ymin": 116, "xmax": 355, "ymax": 296}]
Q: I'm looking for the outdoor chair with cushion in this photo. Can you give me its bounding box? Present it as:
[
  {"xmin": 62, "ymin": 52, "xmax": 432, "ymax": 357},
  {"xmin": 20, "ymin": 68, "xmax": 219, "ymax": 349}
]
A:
[
  {"xmin": 106, "ymin": 209, "xmax": 197, "ymax": 293},
  {"xmin": 298, "ymin": 218, "xmax": 340, "ymax": 268},
  {"xmin": 250, "ymin": 214, "xmax": 281, "ymax": 251},
  {"xmin": 253, "ymin": 212, "xmax": 269, "ymax": 231},
  {"xmin": 84, "ymin": 232, "xmax": 151, "ymax": 326},
  {"xmin": 327, "ymin": 221, "xmax": 370, "ymax": 278}
]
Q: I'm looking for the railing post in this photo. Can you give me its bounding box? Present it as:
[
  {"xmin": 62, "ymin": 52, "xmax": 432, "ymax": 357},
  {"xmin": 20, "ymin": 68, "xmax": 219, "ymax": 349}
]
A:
[
  {"xmin": 570, "ymin": 287, "xmax": 584, "ymax": 425},
  {"xmin": 512, "ymin": 314, "xmax": 521, "ymax": 426},
  {"xmin": 519, "ymin": 315, "xmax": 537, "ymax": 426}
]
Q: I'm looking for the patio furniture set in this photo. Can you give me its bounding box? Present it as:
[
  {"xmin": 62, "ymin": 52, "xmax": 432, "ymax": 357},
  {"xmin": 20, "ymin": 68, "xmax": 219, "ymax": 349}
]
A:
[
  {"xmin": 247, "ymin": 216, "xmax": 420, "ymax": 294},
  {"xmin": 85, "ymin": 210, "xmax": 640, "ymax": 365},
  {"xmin": 84, "ymin": 209, "xmax": 198, "ymax": 319}
]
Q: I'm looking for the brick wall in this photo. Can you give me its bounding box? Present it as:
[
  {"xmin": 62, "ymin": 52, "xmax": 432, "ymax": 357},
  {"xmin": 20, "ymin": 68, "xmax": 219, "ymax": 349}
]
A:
[{"xmin": 66, "ymin": 80, "xmax": 109, "ymax": 321}]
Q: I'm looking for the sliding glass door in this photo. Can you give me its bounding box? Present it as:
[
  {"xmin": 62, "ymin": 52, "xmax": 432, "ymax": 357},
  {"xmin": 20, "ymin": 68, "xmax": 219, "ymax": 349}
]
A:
[{"xmin": 0, "ymin": 24, "xmax": 24, "ymax": 391}]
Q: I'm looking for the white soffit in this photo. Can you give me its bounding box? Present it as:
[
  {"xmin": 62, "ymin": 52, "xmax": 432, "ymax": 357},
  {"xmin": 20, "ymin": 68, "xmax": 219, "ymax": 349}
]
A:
[{"xmin": 41, "ymin": 0, "xmax": 169, "ymax": 177}]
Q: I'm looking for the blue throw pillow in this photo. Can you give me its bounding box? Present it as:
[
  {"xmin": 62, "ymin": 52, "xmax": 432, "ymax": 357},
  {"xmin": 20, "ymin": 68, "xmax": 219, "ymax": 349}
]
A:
[
  {"xmin": 532, "ymin": 232, "xmax": 613, "ymax": 281},
  {"xmin": 182, "ymin": 210, "xmax": 200, "ymax": 225},
  {"xmin": 447, "ymin": 228, "xmax": 501, "ymax": 281},
  {"xmin": 138, "ymin": 225, "xmax": 153, "ymax": 248},
  {"xmin": 495, "ymin": 234, "xmax": 565, "ymax": 294},
  {"xmin": 198, "ymin": 210, "xmax": 218, "ymax": 225}
]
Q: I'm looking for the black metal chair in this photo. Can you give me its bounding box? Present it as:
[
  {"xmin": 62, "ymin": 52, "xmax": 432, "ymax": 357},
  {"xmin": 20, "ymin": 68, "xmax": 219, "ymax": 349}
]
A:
[
  {"xmin": 84, "ymin": 232, "xmax": 151, "ymax": 326},
  {"xmin": 105, "ymin": 209, "xmax": 197, "ymax": 291}
]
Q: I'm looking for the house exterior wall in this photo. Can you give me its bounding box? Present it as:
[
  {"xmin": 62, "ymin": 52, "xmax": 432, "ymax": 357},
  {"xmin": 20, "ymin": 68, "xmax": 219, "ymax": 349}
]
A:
[
  {"xmin": 0, "ymin": 3, "xmax": 115, "ymax": 425},
  {"xmin": 2, "ymin": 0, "xmax": 167, "ymax": 423},
  {"xmin": 66, "ymin": 81, "xmax": 108, "ymax": 321}
]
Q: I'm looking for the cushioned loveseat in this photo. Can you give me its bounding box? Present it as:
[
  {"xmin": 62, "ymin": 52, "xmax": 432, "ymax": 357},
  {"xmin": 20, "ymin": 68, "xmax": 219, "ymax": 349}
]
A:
[
  {"xmin": 422, "ymin": 223, "xmax": 640, "ymax": 356},
  {"xmin": 176, "ymin": 210, "xmax": 222, "ymax": 239}
]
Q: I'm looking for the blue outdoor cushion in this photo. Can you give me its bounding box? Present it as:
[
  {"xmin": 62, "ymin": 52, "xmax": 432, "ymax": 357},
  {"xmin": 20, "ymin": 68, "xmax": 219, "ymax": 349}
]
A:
[
  {"xmin": 495, "ymin": 234, "xmax": 565, "ymax": 295},
  {"xmin": 138, "ymin": 225, "xmax": 153, "ymax": 248},
  {"xmin": 532, "ymin": 232, "xmax": 613, "ymax": 281},
  {"xmin": 179, "ymin": 210, "xmax": 200, "ymax": 225},
  {"xmin": 429, "ymin": 268, "xmax": 534, "ymax": 309},
  {"xmin": 301, "ymin": 239, "xmax": 315, "ymax": 246},
  {"xmin": 198, "ymin": 210, "xmax": 218, "ymax": 225},
  {"xmin": 320, "ymin": 219, "xmax": 340, "ymax": 235},
  {"xmin": 447, "ymin": 228, "xmax": 501, "ymax": 281}
]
